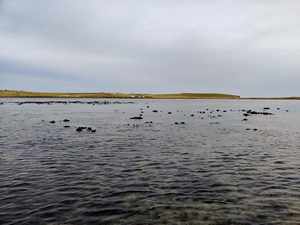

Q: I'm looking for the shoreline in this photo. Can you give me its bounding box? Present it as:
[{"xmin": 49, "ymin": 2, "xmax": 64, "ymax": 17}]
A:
[
  {"xmin": 0, "ymin": 90, "xmax": 299, "ymax": 100},
  {"xmin": 0, "ymin": 90, "xmax": 240, "ymax": 99}
]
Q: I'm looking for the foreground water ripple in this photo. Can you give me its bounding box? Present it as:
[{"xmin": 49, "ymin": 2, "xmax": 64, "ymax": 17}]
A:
[{"xmin": 1, "ymin": 99, "xmax": 300, "ymax": 224}]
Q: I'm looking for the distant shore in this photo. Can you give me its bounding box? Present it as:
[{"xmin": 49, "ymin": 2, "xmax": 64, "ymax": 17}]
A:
[
  {"xmin": 0, "ymin": 90, "xmax": 299, "ymax": 100},
  {"xmin": 0, "ymin": 90, "xmax": 240, "ymax": 99}
]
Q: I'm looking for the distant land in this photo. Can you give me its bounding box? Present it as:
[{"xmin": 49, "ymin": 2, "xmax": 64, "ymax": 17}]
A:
[
  {"xmin": 0, "ymin": 90, "xmax": 299, "ymax": 100},
  {"xmin": 0, "ymin": 90, "xmax": 240, "ymax": 99}
]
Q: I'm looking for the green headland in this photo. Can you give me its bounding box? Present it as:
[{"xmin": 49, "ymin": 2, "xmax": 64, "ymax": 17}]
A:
[
  {"xmin": 1, "ymin": 90, "xmax": 299, "ymax": 99},
  {"xmin": 0, "ymin": 90, "xmax": 240, "ymax": 99}
]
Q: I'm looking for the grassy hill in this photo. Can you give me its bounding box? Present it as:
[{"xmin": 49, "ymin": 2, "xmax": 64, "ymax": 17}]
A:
[{"xmin": 0, "ymin": 90, "xmax": 240, "ymax": 99}]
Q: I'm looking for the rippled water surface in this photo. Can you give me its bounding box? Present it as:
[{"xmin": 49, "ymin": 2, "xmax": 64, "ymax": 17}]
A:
[{"xmin": 1, "ymin": 99, "xmax": 300, "ymax": 225}]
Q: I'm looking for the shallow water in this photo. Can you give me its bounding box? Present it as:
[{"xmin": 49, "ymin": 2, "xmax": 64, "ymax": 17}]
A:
[{"xmin": 0, "ymin": 99, "xmax": 300, "ymax": 225}]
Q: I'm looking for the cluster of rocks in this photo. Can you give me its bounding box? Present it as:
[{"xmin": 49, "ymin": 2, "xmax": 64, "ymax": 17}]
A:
[
  {"xmin": 246, "ymin": 128, "xmax": 258, "ymax": 131},
  {"xmin": 76, "ymin": 127, "xmax": 96, "ymax": 133},
  {"xmin": 9, "ymin": 100, "xmax": 134, "ymax": 106},
  {"xmin": 243, "ymin": 110, "xmax": 273, "ymax": 116},
  {"xmin": 48, "ymin": 119, "xmax": 96, "ymax": 133},
  {"xmin": 174, "ymin": 122, "xmax": 186, "ymax": 125},
  {"xmin": 127, "ymin": 105, "xmax": 286, "ymax": 129}
]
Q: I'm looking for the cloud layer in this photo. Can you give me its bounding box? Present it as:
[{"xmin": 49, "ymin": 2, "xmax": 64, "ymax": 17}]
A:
[{"xmin": 1, "ymin": 0, "xmax": 300, "ymax": 96}]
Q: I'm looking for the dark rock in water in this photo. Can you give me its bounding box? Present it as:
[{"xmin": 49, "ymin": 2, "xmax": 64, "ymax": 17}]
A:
[
  {"xmin": 243, "ymin": 113, "xmax": 249, "ymax": 117},
  {"xmin": 49, "ymin": 120, "xmax": 56, "ymax": 124},
  {"xmin": 247, "ymin": 110, "xmax": 273, "ymax": 115},
  {"xmin": 223, "ymin": 110, "xmax": 227, "ymax": 113},
  {"xmin": 87, "ymin": 127, "xmax": 96, "ymax": 133},
  {"xmin": 262, "ymin": 112, "xmax": 273, "ymax": 115},
  {"xmin": 63, "ymin": 119, "xmax": 70, "ymax": 122},
  {"xmin": 152, "ymin": 110, "xmax": 158, "ymax": 113},
  {"xmin": 286, "ymin": 110, "xmax": 289, "ymax": 112},
  {"xmin": 145, "ymin": 121, "xmax": 153, "ymax": 124},
  {"xmin": 76, "ymin": 126, "xmax": 87, "ymax": 132},
  {"xmin": 76, "ymin": 127, "xmax": 83, "ymax": 132},
  {"xmin": 168, "ymin": 112, "xmax": 172, "ymax": 114},
  {"xmin": 253, "ymin": 128, "xmax": 258, "ymax": 131},
  {"xmin": 64, "ymin": 125, "xmax": 70, "ymax": 128},
  {"xmin": 242, "ymin": 118, "xmax": 248, "ymax": 121},
  {"xmin": 277, "ymin": 107, "xmax": 280, "ymax": 110},
  {"xmin": 264, "ymin": 107, "xmax": 271, "ymax": 110},
  {"xmin": 246, "ymin": 128, "xmax": 251, "ymax": 131},
  {"xmin": 190, "ymin": 114, "xmax": 195, "ymax": 117},
  {"xmin": 217, "ymin": 114, "xmax": 222, "ymax": 117},
  {"xmin": 146, "ymin": 106, "xmax": 150, "ymax": 108},
  {"xmin": 130, "ymin": 116, "xmax": 143, "ymax": 120},
  {"xmin": 174, "ymin": 121, "xmax": 185, "ymax": 125}
]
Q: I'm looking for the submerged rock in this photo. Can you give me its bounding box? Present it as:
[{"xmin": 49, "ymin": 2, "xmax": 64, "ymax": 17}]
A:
[
  {"xmin": 49, "ymin": 120, "xmax": 56, "ymax": 124},
  {"xmin": 174, "ymin": 122, "xmax": 185, "ymax": 125},
  {"xmin": 247, "ymin": 110, "xmax": 273, "ymax": 115},
  {"xmin": 76, "ymin": 127, "xmax": 87, "ymax": 132},
  {"xmin": 130, "ymin": 116, "xmax": 143, "ymax": 120},
  {"xmin": 76, "ymin": 127, "xmax": 83, "ymax": 132},
  {"xmin": 63, "ymin": 119, "xmax": 70, "ymax": 122},
  {"xmin": 87, "ymin": 127, "xmax": 96, "ymax": 133}
]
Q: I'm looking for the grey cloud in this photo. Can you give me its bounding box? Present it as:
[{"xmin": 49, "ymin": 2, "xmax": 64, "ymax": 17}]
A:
[{"xmin": 0, "ymin": 0, "xmax": 300, "ymax": 96}]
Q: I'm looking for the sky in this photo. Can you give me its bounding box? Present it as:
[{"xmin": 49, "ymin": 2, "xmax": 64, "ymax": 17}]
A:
[{"xmin": 0, "ymin": 0, "xmax": 300, "ymax": 97}]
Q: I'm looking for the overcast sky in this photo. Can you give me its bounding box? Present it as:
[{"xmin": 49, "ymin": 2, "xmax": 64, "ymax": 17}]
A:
[{"xmin": 0, "ymin": 0, "xmax": 300, "ymax": 96}]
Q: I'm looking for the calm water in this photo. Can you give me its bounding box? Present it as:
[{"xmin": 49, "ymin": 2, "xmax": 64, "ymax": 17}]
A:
[{"xmin": 0, "ymin": 99, "xmax": 300, "ymax": 225}]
